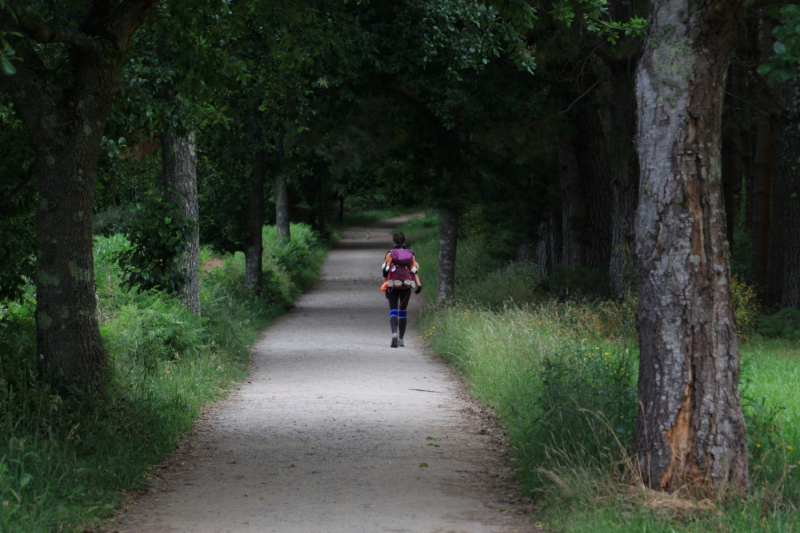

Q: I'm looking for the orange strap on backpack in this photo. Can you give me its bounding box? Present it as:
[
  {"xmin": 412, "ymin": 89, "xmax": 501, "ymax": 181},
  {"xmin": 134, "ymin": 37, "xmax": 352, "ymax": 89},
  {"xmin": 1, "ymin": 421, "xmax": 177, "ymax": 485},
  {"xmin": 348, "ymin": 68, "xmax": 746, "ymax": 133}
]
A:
[{"xmin": 380, "ymin": 281, "xmax": 388, "ymax": 292}]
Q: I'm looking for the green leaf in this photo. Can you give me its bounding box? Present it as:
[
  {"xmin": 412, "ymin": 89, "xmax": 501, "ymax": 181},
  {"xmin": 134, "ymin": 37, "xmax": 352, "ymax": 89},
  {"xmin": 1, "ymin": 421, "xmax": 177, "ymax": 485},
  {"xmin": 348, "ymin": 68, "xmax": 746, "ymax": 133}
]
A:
[
  {"xmin": 756, "ymin": 64, "xmax": 773, "ymax": 76},
  {"xmin": 774, "ymin": 41, "xmax": 787, "ymax": 55},
  {"xmin": 772, "ymin": 68, "xmax": 794, "ymax": 84},
  {"xmin": 2, "ymin": 58, "xmax": 16, "ymax": 75},
  {"xmin": 20, "ymin": 474, "xmax": 32, "ymax": 487}
]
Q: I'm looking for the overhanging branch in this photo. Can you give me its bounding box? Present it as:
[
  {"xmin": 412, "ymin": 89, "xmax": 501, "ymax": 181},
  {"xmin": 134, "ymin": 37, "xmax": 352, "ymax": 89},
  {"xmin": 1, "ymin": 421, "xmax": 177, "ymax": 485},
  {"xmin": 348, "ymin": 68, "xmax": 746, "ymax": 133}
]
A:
[{"xmin": 12, "ymin": 9, "xmax": 102, "ymax": 54}]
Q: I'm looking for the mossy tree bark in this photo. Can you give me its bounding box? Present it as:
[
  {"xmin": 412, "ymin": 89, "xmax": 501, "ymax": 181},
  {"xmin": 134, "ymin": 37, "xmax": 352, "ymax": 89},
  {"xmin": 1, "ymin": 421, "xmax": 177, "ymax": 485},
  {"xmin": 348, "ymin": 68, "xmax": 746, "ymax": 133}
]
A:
[
  {"xmin": 245, "ymin": 147, "xmax": 266, "ymax": 292},
  {"xmin": 633, "ymin": 0, "xmax": 749, "ymax": 493},
  {"xmin": 0, "ymin": 0, "xmax": 159, "ymax": 393},
  {"xmin": 163, "ymin": 130, "xmax": 200, "ymax": 314},
  {"xmin": 273, "ymin": 133, "xmax": 290, "ymax": 242}
]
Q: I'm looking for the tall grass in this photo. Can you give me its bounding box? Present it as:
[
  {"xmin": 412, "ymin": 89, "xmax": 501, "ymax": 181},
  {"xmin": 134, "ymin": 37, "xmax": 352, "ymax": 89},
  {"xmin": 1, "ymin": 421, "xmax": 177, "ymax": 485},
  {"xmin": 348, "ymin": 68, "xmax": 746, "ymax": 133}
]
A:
[
  {"xmin": 0, "ymin": 222, "xmax": 327, "ymax": 532},
  {"xmin": 398, "ymin": 213, "xmax": 800, "ymax": 533}
]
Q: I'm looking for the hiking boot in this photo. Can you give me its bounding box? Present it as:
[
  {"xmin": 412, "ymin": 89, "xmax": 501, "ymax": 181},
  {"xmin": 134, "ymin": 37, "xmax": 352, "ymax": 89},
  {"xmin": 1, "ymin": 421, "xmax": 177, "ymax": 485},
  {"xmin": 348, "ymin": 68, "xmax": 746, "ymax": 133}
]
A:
[
  {"xmin": 391, "ymin": 333, "xmax": 398, "ymax": 348},
  {"xmin": 398, "ymin": 338, "xmax": 404, "ymax": 347}
]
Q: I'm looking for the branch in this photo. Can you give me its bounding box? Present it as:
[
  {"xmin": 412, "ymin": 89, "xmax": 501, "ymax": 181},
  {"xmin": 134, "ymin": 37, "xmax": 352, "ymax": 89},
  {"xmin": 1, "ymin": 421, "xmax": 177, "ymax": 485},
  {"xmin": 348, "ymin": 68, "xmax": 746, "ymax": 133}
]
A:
[
  {"xmin": 10, "ymin": 9, "xmax": 102, "ymax": 54},
  {"xmin": 107, "ymin": 0, "xmax": 161, "ymax": 46},
  {"xmin": 559, "ymin": 78, "xmax": 608, "ymax": 115}
]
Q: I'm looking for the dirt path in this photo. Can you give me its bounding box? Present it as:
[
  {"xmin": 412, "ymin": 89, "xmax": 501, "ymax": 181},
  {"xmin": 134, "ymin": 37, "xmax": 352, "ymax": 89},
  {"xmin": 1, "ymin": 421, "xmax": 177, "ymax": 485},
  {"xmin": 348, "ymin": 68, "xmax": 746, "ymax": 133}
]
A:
[{"xmin": 116, "ymin": 215, "xmax": 534, "ymax": 533}]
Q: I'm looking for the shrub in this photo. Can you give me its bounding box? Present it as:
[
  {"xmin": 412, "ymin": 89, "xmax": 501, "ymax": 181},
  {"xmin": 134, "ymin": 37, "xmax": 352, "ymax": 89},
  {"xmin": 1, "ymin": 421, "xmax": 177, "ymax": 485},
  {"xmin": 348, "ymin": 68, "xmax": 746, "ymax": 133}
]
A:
[
  {"xmin": 513, "ymin": 345, "xmax": 638, "ymax": 487},
  {"xmin": 115, "ymin": 197, "xmax": 196, "ymax": 294},
  {"xmin": 460, "ymin": 261, "xmax": 540, "ymax": 309},
  {"xmin": 760, "ymin": 307, "xmax": 800, "ymax": 340},
  {"xmin": 731, "ymin": 274, "xmax": 760, "ymax": 338},
  {"xmin": 102, "ymin": 291, "xmax": 205, "ymax": 373}
]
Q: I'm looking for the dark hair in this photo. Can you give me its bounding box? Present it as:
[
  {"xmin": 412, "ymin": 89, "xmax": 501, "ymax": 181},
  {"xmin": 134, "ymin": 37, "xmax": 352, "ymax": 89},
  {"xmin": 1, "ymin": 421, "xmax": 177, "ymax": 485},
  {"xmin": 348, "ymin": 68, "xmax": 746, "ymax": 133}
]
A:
[{"xmin": 392, "ymin": 231, "xmax": 406, "ymax": 247}]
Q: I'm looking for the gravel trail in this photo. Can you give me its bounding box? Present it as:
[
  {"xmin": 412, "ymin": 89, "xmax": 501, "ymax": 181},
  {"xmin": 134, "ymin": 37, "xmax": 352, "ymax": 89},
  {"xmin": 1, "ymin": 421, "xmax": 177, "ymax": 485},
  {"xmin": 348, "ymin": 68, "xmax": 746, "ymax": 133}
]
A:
[{"xmin": 117, "ymin": 215, "xmax": 533, "ymax": 533}]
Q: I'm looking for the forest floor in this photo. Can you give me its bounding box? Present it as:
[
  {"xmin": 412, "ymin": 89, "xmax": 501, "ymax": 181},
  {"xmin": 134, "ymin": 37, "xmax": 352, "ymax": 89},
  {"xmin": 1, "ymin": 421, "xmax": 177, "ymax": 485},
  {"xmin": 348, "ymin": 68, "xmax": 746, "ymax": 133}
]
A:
[{"xmin": 113, "ymin": 215, "xmax": 537, "ymax": 533}]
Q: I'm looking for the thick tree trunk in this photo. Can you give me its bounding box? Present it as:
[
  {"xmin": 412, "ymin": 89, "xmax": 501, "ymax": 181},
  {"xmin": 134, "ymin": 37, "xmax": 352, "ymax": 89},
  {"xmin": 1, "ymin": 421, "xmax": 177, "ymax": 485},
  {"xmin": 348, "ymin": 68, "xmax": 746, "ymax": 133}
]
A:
[
  {"xmin": 273, "ymin": 133, "xmax": 290, "ymax": 242},
  {"xmin": 571, "ymin": 106, "xmax": 614, "ymax": 271},
  {"xmin": 437, "ymin": 205, "xmax": 459, "ymax": 303},
  {"xmin": 633, "ymin": 0, "xmax": 749, "ymax": 493},
  {"xmin": 556, "ymin": 141, "xmax": 585, "ymax": 269},
  {"xmin": 163, "ymin": 131, "xmax": 200, "ymax": 314},
  {"xmin": 245, "ymin": 148, "xmax": 266, "ymax": 292},
  {"xmin": 35, "ymin": 127, "xmax": 108, "ymax": 392},
  {"xmin": 771, "ymin": 78, "xmax": 800, "ymax": 307},
  {"xmin": 0, "ymin": 0, "xmax": 158, "ymax": 394},
  {"xmin": 607, "ymin": 63, "xmax": 640, "ymax": 297}
]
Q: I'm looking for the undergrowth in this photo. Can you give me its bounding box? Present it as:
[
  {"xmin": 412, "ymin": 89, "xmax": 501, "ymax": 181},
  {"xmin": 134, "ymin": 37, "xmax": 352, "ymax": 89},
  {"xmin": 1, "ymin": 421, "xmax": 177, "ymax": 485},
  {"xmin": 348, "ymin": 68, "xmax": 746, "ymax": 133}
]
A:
[
  {"xmin": 0, "ymin": 222, "xmax": 327, "ymax": 532},
  {"xmin": 398, "ymin": 212, "xmax": 800, "ymax": 533}
]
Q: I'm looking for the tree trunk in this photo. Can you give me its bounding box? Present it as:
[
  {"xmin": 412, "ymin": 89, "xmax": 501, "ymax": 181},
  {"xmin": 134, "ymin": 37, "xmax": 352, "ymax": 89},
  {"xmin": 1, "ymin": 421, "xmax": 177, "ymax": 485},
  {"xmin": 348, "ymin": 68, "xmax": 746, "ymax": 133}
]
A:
[
  {"xmin": 556, "ymin": 141, "xmax": 585, "ymax": 269},
  {"xmin": 721, "ymin": 114, "xmax": 743, "ymax": 250},
  {"xmin": 633, "ymin": 0, "xmax": 749, "ymax": 493},
  {"xmin": 537, "ymin": 216, "xmax": 562, "ymax": 279},
  {"xmin": 771, "ymin": 77, "xmax": 800, "ymax": 307},
  {"xmin": 571, "ymin": 106, "xmax": 614, "ymax": 271},
  {"xmin": 437, "ymin": 205, "xmax": 459, "ymax": 303},
  {"xmin": 245, "ymin": 148, "xmax": 266, "ymax": 292},
  {"xmin": 607, "ymin": 63, "xmax": 640, "ymax": 297},
  {"xmin": 273, "ymin": 133, "xmax": 290, "ymax": 242},
  {"xmin": 0, "ymin": 0, "xmax": 158, "ymax": 393},
  {"xmin": 34, "ymin": 125, "xmax": 109, "ymax": 392},
  {"xmin": 163, "ymin": 131, "xmax": 200, "ymax": 314},
  {"xmin": 752, "ymin": 17, "xmax": 775, "ymax": 294}
]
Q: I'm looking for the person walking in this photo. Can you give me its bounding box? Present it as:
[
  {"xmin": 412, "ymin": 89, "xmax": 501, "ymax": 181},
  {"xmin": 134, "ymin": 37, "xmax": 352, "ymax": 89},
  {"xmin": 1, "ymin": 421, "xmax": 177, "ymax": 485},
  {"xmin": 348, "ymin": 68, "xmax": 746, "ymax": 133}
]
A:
[{"xmin": 382, "ymin": 231, "xmax": 422, "ymax": 347}]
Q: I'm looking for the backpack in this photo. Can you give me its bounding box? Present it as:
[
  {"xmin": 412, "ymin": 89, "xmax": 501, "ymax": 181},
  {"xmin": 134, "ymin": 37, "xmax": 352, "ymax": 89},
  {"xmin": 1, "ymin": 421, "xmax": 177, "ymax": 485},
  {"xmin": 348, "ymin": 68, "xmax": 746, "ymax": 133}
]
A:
[{"xmin": 387, "ymin": 248, "xmax": 416, "ymax": 288}]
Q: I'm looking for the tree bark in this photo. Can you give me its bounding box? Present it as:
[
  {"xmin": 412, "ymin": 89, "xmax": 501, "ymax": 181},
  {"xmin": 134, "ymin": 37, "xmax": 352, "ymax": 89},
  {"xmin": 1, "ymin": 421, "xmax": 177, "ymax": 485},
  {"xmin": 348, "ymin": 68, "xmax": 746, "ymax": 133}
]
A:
[
  {"xmin": 163, "ymin": 130, "xmax": 200, "ymax": 314},
  {"xmin": 537, "ymin": 216, "xmax": 562, "ymax": 279},
  {"xmin": 437, "ymin": 205, "xmax": 459, "ymax": 303},
  {"xmin": 771, "ymin": 77, "xmax": 800, "ymax": 308},
  {"xmin": 750, "ymin": 17, "xmax": 775, "ymax": 291},
  {"xmin": 633, "ymin": 0, "xmax": 749, "ymax": 493},
  {"xmin": 273, "ymin": 133, "xmax": 290, "ymax": 242},
  {"xmin": 607, "ymin": 63, "xmax": 640, "ymax": 297},
  {"xmin": 571, "ymin": 105, "xmax": 614, "ymax": 271},
  {"xmin": 245, "ymin": 148, "xmax": 266, "ymax": 292},
  {"xmin": 556, "ymin": 141, "xmax": 585, "ymax": 269},
  {"xmin": 721, "ymin": 112, "xmax": 743, "ymax": 250},
  {"xmin": 0, "ymin": 1, "xmax": 159, "ymax": 392}
]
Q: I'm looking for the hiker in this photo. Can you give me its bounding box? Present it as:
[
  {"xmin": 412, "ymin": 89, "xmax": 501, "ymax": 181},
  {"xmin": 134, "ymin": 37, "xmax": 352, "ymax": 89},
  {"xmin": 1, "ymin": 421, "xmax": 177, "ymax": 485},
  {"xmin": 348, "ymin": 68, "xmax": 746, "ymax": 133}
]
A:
[{"xmin": 382, "ymin": 231, "xmax": 422, "ymax": 348}]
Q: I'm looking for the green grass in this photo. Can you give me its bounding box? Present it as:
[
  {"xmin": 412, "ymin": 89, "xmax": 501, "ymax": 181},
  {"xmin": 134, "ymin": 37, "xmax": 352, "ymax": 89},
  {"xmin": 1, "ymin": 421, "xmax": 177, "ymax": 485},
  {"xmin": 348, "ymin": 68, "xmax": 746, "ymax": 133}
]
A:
[
  {"xmin": 397, "ymin": 212, "xmax": 800, "ymax": 533},
  {"xmin": 0, "ymin": 222, "xmax": 327, "ymax": 532}
]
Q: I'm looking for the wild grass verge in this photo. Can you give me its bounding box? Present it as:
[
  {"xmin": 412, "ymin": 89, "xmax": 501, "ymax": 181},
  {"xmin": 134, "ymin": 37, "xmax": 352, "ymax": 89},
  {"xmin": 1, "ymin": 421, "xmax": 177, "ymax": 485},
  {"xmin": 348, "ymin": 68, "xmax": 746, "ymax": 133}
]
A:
[
  {"xmin": 0, "ymin": 222, "xmax": 327, "ymax": 532},
  {"xmin": 398, "ymin": 213, "xmax": 800, "ymax": 533}
]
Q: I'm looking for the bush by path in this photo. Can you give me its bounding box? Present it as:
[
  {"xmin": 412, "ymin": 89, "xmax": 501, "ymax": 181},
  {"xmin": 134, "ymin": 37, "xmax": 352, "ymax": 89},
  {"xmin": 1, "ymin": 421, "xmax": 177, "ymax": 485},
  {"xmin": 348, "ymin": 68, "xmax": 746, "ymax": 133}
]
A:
[{"xmin": 0, "ymin": 223, "xmax": 327, "ymax": 532}]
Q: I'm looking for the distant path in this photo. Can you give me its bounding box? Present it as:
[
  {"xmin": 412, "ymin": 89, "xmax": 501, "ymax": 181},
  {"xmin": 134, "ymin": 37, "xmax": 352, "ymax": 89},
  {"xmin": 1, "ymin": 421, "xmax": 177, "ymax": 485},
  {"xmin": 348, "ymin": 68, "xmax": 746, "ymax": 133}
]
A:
[{"xmin": 117, "ymin": 214, "xmax": 533, "ymax": 533}]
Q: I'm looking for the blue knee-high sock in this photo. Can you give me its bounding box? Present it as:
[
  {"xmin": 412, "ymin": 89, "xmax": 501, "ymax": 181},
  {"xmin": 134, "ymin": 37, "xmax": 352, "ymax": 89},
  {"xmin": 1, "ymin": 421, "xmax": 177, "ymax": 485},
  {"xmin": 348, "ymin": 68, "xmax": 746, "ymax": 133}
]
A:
[
  {"xmin": 399, "ymin": 310, "xmax": 408, "ymax": 338},
  {"xmin": 390, "ymin": 309, "xmax": 399, "ymax": 334}
]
